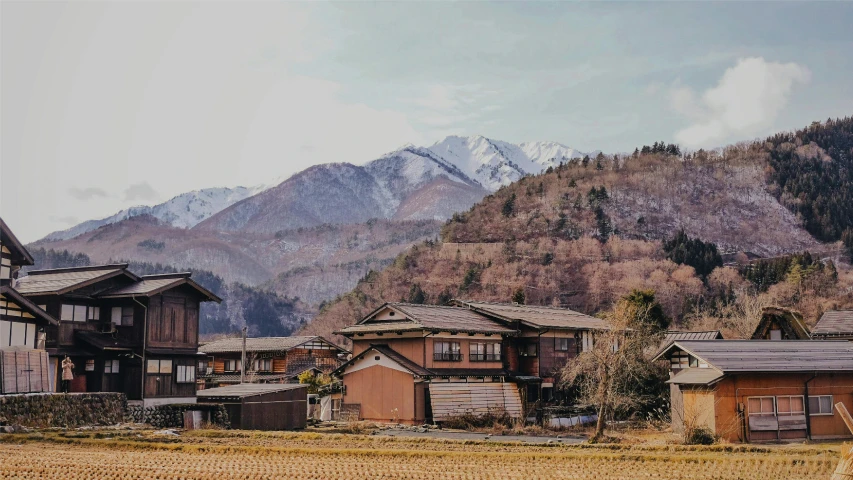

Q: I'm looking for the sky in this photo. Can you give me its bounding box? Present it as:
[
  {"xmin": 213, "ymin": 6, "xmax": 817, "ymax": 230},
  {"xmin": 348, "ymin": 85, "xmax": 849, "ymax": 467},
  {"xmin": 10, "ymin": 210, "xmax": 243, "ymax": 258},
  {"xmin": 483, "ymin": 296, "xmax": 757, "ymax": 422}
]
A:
[{"xmin": 2, "ymin": 1, "xmax": 852, "ymax": 242}]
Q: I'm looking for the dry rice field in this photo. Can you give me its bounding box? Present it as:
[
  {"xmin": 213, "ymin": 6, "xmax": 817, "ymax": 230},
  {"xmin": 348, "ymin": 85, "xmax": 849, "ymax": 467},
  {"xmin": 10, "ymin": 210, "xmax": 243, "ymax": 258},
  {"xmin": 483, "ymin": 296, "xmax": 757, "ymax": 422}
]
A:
[{"xmin": 0, "ymin": 430, "xmax": 840, "ymax": 479}]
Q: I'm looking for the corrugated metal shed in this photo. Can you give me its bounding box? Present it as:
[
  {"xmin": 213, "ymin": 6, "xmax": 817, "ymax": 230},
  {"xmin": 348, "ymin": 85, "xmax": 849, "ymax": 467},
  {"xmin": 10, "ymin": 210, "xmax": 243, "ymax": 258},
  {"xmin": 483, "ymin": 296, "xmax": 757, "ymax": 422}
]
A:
[
  {"xmin": 429, "ymin": 383, "xmax": 523, "ymax": 421},
  {"xmin": 455, "ymin": 300, "xmax": 610, "ymax": 330},
  {"xmin": 197, "ymin": 383, "xmax": 308, "ymax": 430},
  {"xmin": 660, "ymin": 340, "xmax": 853, "ymax": 373},
  {"xmin": 813, "ymin": 310, "xmax": 853, "ymax": 337}
]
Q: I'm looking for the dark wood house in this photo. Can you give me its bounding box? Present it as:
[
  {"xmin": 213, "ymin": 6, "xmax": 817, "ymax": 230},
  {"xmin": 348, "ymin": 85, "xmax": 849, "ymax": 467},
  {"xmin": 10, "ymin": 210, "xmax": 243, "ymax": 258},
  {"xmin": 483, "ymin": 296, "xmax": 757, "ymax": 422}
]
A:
[
  {"xmin": 198, "ymin": 335, "xmax": 347, "ymax": 389},
  {"xmin": 1, "ymin": 218, "xmax": 59, "ymax": 394},
  {"xmin": 15, "ymin": 264, "xmax": 220, "ymax": 406},
  {"xmin": 333, "ymin": 301, "xmax": 609, "ymax": 424},
  {"xmin": 197, "ymin": 383, "xmax": 308, "ymax": 430}
]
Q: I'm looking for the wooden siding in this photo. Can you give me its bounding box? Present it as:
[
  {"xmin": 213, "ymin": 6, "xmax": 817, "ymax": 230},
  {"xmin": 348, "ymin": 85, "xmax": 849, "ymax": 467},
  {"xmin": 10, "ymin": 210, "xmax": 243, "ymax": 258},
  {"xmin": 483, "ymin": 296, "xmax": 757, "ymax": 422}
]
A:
[
  {"xmin": 428, "ymin": 383, "xmax": 523, "ymax": 421},
  {"xmin": 148, "ymin": 293, "xmax": 199, "ymax": 349},
  {"xmin": 342, "ymin": 364, "xmax": 419, "ymax": 424},
  {"xmin": 144, "ymin": 356, "xmax": 197, "ymax": 398},
  {"xmin": 677, "ymin": 372, "xmax": 853, "ymax": 443},
  {"xmin": 0, "ymin": 349, "xmax": 50, "ymax": 394}
]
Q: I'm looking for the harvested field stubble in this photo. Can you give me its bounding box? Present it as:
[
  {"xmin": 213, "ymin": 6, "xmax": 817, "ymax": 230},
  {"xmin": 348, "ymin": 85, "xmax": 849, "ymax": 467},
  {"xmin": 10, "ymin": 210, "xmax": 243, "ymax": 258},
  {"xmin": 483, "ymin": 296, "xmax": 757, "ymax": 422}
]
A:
[{"xmin": 0, "ymin": 430, "xmax": 838, "ymax": 479}]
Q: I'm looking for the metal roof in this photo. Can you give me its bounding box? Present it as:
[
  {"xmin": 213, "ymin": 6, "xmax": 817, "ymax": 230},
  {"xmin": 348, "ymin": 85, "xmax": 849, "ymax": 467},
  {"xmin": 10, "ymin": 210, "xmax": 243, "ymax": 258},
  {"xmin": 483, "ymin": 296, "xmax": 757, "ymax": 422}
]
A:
[
  {"xmin": 15, "ymin": 265, "xmax": 133, "ymax": 295},
  {"xmin": 666, "ymin": 368, "xmax": 725, "ymax": 385},
  {"xmin": 453, "ymin": 300, "xmax": 610, "ymax": 330},
  {"xmin": 98, "ymin": 273, "xmax": 222, "ymax": 303},
  {"xmin": 0, "ymin": 217, "xmax": 34, "ymax": 265},
  {"xmin": 657, "ymin": 340, "xmax": 853, "ymax": 373},
  {"xmin": 813, "ymin": 310, "xmax": 853, "ymax": 337},
  {"xmin": 196, "ymin": 383, "xmax": 307, "ymax": 398},
  {"xmin": 336, "ymin": 321, "xmax": 425, "ymax": 335},
  {"xmin": 199, "ymin": 336, "xmax": 343, "ymax": 354},
  {"xmin": 664, "ymin": 330, "xmax": 724, "ymax": 342}
]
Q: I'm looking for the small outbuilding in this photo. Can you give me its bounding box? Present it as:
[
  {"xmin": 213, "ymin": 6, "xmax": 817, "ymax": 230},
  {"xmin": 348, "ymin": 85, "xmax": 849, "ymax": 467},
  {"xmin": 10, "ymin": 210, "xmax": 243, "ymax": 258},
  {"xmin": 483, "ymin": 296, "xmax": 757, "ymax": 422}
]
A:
[{"xmin": 196, "ymin": 383, "xmax": 308, "ymax": 430}]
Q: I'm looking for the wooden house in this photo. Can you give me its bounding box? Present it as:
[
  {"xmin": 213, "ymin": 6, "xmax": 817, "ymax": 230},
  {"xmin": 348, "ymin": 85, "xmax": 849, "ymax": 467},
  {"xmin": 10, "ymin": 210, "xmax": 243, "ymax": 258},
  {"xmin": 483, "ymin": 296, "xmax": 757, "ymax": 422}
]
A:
[
  {"xmin": 333, "ymin": 301, "xmax": 608, "ymax": 425},
  {"xmin": 15, "ymin": 264, "xmax": 221, "ymax": 406},
  {"xmin": 197, "ymin": 383, "xmax": 308, "ymax": 430},
  {"xmin": 197, "ymin": 336, "xmax": 347, "ymax": 389},
  {"xmin": 751, "ymin": 306, "xmax": 810, "ymax": 340},
  {"xmin": 1, "ymin": 218, "xmax": 58, "ymax": 394},
  {"xmin": 812, "ymin": 310, "xmax": 853, "ymax": 340},
  {"xmin": 655, "ymin": 340, "xmax": 853, "ymax": 442}
]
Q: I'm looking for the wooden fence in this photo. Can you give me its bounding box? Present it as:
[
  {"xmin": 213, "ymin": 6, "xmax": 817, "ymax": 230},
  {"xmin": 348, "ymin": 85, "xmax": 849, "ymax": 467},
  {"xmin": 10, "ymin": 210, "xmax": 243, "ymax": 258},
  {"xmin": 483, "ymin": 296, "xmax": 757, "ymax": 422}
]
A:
[{"xmin": 0, "ymin": 349, "xmax": 50, "ymax": 394}]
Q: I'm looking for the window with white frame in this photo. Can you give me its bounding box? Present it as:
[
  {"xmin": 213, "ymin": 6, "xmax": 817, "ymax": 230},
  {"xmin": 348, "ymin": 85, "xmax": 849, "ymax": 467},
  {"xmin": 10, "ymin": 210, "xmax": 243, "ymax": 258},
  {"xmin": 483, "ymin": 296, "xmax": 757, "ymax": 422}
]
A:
[
  {"xmin": 61, "ymin": 304, "xmax": 92, "ymax": 322},
  {"xmin": 747, "ymin": 396, "xmax": 776, "ymax": 417},
  {"xmin": 556, "ymin": 338, "xmax": 570, "ymax": 351},
  {"xmin": 87, "ymin": 307, "xmax": 100, "ymax": 321},
  {"xmin": 253, "ymin": 358, "xmax": 272, "ymax": 372},
  {"xmin": 176, "ymin": 365, "xmax": 195, "ymax": 383},
  {"xmin": 223, "ymin": 359, "xmax": 239, "ymax": 372},
  {"xmin": 581, "ymin": 331, "xmax": 593, "ymax": 352},
  {"xmin": 104, "ymin": 359, "xmax": 120, "ymax": 374},
  {"xmin": 809, "ymin": 395, "xmax": 834, "ymax": 415},
  {"xmin": 776, "ymin": 395, "xmax": 805, "ymax": 417}
]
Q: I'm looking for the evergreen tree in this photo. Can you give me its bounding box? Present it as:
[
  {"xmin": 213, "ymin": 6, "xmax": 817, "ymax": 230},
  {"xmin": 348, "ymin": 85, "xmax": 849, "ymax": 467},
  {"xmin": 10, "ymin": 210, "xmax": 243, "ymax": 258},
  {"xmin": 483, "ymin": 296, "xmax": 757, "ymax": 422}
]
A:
[
  {"xmin": 662, "ymin": 230, "xmax": 723, "ymax": 277},
  {"xmin": 512, "ymin": 287, "xmax": 526, "ymax": 305},
  {"xmin": 407, "ymin": 284, "xmax": 426, "ymax": 304},
  {"xmin": 501, "ymin": 193, "xmax": 516, "ymax": 217}
]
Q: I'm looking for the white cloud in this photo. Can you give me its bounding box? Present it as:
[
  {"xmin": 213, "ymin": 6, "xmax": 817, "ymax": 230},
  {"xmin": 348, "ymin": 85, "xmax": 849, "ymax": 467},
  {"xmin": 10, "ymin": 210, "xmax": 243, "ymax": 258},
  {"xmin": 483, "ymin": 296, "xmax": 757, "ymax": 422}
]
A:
[
  {"xmin": 124, "ymin": 182, "xmax": 159, "ymax": 202},
  {"xmin": 68, "ymin": 187, "xmax": 108, "ymax": 201},
  {"xmin": 671, "ymin": 57, "xmax": 811, "ymax": 148},
  {"xmin": 404, "ymin": 84, "xmax": 502, "ymax": 135}
]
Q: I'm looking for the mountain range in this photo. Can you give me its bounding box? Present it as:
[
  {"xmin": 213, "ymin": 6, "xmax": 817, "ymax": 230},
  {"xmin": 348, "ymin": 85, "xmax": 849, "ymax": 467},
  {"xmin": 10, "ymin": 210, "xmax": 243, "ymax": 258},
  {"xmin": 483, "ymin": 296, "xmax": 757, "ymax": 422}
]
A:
[{"xmin": 41, "ymin": 136, "xmax": 596, "ymax": 240}]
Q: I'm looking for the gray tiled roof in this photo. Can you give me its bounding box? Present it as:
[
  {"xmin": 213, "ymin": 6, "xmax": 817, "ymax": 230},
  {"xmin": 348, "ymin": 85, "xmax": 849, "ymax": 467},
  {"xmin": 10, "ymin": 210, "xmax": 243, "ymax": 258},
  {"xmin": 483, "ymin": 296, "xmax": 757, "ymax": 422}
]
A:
[
  {"xmin": 661, "ymin": 340, "xmax": 853, "ymax": 373},
  {"xmin": 199, "ymin": 336, "xmax": 334, "ymax": 354},
  {"xmin": 455, "ymin": 300, "xmax": 610, "ymax": 330},
  {"xmin": 813, "ymin": 310, "xmax": 853, "ymax": 336},
  {"xmin": 338, "ymin": 303, "xmax": 515, "ymax": 335},
  {"xmin": 98, "ymin": 273, "xmax": 221, "ymax": 302},
  {"xmin": 15, "ymin": 265, "xmax": 129, "ymax": 295}
]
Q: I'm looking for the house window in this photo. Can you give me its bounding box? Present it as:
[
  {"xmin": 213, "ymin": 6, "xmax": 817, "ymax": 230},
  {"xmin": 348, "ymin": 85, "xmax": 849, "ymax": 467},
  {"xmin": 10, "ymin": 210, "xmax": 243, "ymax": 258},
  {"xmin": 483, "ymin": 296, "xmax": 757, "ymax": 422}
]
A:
[
  {"xmin": 747, "ymin": 396, "xmax": 776, "ymax": 417},
  {"xmin": 770, "ymin": 329, "xmax": 782, "ymax": 340},
  {"xmin": 470, "ymin": 342, "xmax": 501, "ymax": 361},
  {"xmin": 87, "ymin": 307, "xmax": 100, "ymax": 321},
  {"xmin": 61, "ymin": 304, "xmax": 90, "ymax": 322},
  {"xmin": 104, "ymin": 359, "xmax": 120, "ymax": 374},
  {"xmin": 580, "ymin": 331, "xmax": 593, "ymax": 352},
  {"xmin": 147, "ymin": 359, "xmax": 173, "ymax": 374},
  {"xmin": 111, "ymin": 306, "xmax": 134, "ymax": 326},
  {"xmin": 556, "ymin": 338, "xmax": 570, "ymax": 351},
  {"xmin": 176, "ymin": 365, "xmax": 195, "ymax": 383},
  {"xmin": 433, "ymin": 341, "xmax": 462, "ymax": 361},
  {"xmin": 670, "ymin": 352, "xmax": 694, "ymax": 369},
  {"xmin": 809, "ymin": 395, "xmax": 834, "ymax": 415},
  {"xmin": 85, "ymin": 359, "xmax": 95, "ymax": 371},
  {"xmin": 223, "ymin": 359, "xmax": 239, "ymax": 372},
  {"xmin": 519, "ymin": 342, "xmax": 538, "ymax": 357},
  {"xmin": 776, "ymin": 395, "xmax": 805, "ymax": 417},
  {"xmin": 253, "ymin": 358, "xmax": 272, "ymax": 372}
]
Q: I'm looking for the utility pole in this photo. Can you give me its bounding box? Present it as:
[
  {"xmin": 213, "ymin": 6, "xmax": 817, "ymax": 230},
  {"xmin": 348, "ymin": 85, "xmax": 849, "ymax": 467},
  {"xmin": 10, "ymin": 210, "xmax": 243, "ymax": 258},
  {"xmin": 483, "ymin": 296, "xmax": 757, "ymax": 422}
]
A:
[{"xmin": 241, "ymin": 326, "xmax": 247, "ymax": 384}]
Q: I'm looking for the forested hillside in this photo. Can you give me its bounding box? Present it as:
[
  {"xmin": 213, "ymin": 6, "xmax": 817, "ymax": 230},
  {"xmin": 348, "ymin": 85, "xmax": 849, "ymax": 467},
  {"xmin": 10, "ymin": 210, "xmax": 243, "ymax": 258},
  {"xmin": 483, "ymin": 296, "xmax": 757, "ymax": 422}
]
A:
[
  {"xmin": 304, "ymin": 118, "xmax": 853, "ymax": 345},
  {"xmin": 25, "ymin": 248, "xmax": 309, "ymax": 337}
]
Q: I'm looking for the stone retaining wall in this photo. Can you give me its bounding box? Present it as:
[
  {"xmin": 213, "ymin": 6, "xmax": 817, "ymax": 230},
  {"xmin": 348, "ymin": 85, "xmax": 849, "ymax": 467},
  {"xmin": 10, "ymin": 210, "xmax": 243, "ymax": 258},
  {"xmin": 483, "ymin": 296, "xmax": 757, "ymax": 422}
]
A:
[{"xmin": 0, "ymin": 393, "xmax": 125, "ymax": 428}]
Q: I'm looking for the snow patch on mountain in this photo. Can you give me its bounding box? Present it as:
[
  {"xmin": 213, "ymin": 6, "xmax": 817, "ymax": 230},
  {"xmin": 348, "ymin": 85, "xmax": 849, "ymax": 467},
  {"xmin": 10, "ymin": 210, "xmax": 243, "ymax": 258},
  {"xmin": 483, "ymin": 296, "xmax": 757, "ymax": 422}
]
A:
[{"xmin": 43, "ymin": 186, "xmax": 264, "ymax": 241}]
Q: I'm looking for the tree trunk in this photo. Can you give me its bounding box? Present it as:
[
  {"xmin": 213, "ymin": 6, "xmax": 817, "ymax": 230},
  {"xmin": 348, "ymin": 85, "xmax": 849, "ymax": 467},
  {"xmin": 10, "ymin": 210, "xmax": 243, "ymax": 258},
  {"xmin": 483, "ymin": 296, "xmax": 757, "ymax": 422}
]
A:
[{"xmin": 593, "ymin": 402, "xmax": 608, "ymax": 442}]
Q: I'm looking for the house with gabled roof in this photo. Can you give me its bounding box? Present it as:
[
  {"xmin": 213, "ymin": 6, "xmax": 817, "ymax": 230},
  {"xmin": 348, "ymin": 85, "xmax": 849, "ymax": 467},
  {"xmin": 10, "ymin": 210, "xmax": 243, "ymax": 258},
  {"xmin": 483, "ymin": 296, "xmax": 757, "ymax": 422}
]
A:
[
  {"xmin": 812, "ymin": 310, "xmax": 853, "ymax": 340},
  {"xmin": 15, "ymin": 262, "xmax": 220, "ymax": 406},
  {"xmin": 750, "ymin": 306, "xmax": 811, "ymax": 340},
  {"xmin": 1, "ymin": 218, "xmax": 59, "ymax": 394},
  {"xmin": 333, "ymin": 301, "xmax": 608, "ymax": 424},
  {"xmin": 198, "ymin": 335, "xmax": 347, "ymax": 388},
  {"xmin": 655, "ymin": 340, "xmax": 853, "ymax": 442}
]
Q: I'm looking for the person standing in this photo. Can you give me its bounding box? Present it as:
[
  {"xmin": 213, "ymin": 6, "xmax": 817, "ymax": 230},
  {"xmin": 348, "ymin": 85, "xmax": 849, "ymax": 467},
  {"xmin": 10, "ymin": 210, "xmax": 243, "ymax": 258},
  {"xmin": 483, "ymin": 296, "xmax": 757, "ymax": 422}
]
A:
[{"xmin": 61, "ymin": 356, "xmax": 74, "ymax": 393}]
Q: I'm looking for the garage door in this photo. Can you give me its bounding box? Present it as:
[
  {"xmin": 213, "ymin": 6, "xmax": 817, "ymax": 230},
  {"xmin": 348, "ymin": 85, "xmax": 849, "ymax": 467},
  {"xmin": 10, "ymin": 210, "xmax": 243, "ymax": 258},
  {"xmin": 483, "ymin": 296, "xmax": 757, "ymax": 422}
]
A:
[{"xmin": 429, "ymin": 382, "xmax": 522, "ymax": 421}]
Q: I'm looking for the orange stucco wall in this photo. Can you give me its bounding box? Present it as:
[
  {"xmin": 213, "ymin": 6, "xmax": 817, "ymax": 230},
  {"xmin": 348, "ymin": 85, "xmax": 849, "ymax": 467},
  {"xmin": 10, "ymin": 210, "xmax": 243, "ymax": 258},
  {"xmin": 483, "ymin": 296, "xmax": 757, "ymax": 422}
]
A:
[
  {"xmin": 342, "ymin": 364, "xmax": 421, "ymax": 424},
  {"xmin": 351, "ymin": 337, "xmax": 505, "ymax": 370},
  {"xmin": 679, "ymin": 372, "xmax": 853, "ymax": 443}
]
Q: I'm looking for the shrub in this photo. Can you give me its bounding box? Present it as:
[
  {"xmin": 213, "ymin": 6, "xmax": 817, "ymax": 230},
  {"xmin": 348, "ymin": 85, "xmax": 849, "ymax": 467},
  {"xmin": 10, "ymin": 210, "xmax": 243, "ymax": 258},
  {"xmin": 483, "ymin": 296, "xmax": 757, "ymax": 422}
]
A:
[{"xmin": 683, "ymin": 426, "xmax": 716, "ymax": 445}]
